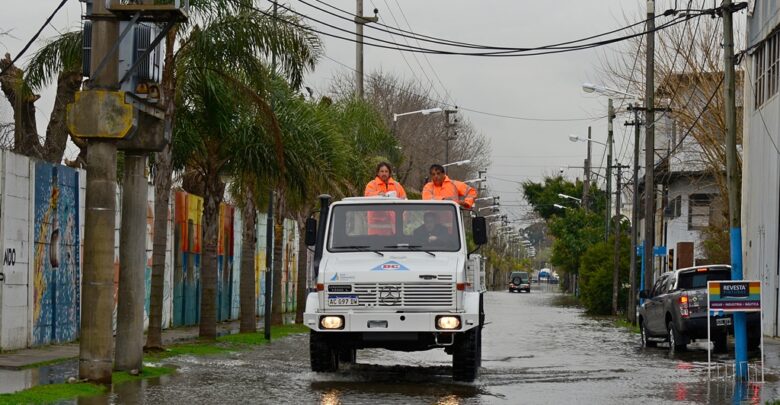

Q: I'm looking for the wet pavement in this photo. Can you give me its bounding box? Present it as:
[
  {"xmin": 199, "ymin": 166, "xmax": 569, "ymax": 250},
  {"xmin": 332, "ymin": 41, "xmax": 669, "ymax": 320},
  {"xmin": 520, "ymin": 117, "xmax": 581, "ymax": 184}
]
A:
[{"xmin": 6, "ymin": 287, "xmax": 780, "ymax": 404}]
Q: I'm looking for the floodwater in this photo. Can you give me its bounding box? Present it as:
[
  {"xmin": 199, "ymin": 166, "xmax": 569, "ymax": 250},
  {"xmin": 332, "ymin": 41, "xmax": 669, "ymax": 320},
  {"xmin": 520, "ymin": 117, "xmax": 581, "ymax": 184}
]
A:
[{"xmin": 6, "ymin": 286, "xmax": 780, "ymax": 404}]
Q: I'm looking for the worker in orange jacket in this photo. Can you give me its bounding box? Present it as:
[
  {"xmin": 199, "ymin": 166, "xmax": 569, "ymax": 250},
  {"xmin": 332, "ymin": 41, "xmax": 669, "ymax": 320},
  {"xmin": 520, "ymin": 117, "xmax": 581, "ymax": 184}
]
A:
[
  {"xmin": 422, "ymin": 164, "xmax": 477, "ymax": 209},
  {"xmin": 364, "ymin": 162, "xmax": 407, "ymax": 198},
  {"xmin": 364, "ymin": 162, "xmax": 406, "ymax": 235}
]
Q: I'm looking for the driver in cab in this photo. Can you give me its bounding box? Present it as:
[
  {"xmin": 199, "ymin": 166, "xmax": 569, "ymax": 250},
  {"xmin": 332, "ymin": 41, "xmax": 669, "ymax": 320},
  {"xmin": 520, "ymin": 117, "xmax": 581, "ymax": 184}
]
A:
[{"xmin": 414, "ymin": 212, "xmax": 450, "ymax": 246}]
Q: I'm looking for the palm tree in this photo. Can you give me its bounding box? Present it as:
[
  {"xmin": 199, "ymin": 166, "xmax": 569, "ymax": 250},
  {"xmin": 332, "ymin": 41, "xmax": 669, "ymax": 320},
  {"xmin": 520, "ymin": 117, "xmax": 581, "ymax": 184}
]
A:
[{"xmin": 171, "ymin": 6, "xmax": 321, "ymax": 340}]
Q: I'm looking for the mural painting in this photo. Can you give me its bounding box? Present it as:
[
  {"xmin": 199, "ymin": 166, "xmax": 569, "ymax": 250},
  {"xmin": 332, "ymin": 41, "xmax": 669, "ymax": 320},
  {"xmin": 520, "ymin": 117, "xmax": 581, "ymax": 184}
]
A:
[
  {"xmin": 32, "ymin": 163, "xmax": 80, "ymax": 346},
  {"xmin": 173, "ymin": 192, "xmax": 203, "ymax": 326},
  {"xmin": 217, "ymin": 204, "xmax": 235, "ymax": 322}
]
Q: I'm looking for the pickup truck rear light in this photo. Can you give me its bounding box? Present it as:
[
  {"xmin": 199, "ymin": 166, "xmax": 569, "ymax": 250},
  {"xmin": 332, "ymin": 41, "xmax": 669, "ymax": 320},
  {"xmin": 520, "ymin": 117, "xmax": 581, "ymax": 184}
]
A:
[
  {"xmin": 456, "ymin": 283, "xmax": 465, "ymax": 291},
  {"xmin": 679, "ymin": 294, "xmax": 690, "ymax": 318}
]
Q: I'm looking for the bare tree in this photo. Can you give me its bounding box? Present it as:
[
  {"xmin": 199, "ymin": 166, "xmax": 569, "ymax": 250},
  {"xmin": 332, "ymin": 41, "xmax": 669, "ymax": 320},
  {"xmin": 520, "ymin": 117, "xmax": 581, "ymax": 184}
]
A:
[
  {"xmin": 597, "ymin": 6, "xmax": 740, "ymax": 260},
  {"xmin": 329, "ymin": 71, "xmax": 491, "ymax": 192}
]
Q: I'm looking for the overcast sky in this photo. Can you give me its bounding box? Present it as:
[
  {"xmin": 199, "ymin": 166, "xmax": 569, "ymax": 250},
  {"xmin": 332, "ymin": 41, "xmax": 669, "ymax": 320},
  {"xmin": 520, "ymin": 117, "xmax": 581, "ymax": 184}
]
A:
[{"xmin": 0, "ymin": 0, "xmax": 741, "ymax": 225}]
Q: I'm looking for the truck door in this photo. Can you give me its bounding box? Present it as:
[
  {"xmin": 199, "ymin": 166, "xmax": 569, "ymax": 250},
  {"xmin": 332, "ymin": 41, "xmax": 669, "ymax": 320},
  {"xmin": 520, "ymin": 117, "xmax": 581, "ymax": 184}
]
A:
[{"xmin": 646, "ymin": 275, "xmax": 669, "ymax": 335}]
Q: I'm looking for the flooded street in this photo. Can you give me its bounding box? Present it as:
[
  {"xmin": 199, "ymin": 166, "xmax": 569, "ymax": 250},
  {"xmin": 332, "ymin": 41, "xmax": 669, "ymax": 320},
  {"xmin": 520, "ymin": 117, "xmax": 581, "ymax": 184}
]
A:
[{"xmin": 13, "ymin": 288, "xmax": 780, "ymax": 404}]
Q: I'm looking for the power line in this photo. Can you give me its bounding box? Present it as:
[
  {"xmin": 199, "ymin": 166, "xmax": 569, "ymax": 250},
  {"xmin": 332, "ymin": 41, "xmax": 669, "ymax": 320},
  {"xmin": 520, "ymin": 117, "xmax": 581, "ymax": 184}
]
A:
[
  {"xmin": 321, "ymin": 54, "xmax": 605, "ymax": 122},
  {"xmin": 267, "ymin": 2, "xmax": 704, "ymax": 57},
  {"xmin": 308, "ymin": 0, "xmax": 673, "ymax": 52},
  {"xmin": 391, "ymin": 0, "xmax": 455, "ymax": 105},
  {"xmin": 0, "ymin": 0, "xmax": 69, "ymax": 77}
]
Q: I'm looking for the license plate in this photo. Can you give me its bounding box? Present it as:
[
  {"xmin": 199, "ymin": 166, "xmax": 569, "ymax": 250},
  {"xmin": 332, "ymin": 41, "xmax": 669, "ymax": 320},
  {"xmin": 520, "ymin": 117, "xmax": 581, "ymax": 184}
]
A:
[
  {"xmin": 716, "ymin": 317, "xmax": 732, "ymax": 326},
  {"xmin": 328, "ymin": 295, "xmax": 359, "ymax": 306}
]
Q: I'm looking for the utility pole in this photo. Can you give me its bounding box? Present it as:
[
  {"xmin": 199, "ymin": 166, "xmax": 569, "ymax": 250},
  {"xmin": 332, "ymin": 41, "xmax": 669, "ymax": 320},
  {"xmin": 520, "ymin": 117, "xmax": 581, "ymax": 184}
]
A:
[
  {"xmin": 605, "ymin": 99, "xmax": 614, "ymax": 240},
  {"xmin": 582, "ymin": 126, "xmax": 592, "ymax": 210},
  {"xmin": 444, "ymin": 108, "xmax": 457, "ymax": 167},
  {"xmin": 643, "ymin": 0, "xmax": 656, "ymax": 295},
  {"xmin": 115, "ymin": 153, "xmax": 147, "ymax": 372},
  {"xmin": 612, "ymin": 163, "xmax": 629, "ymax": 316},
  {"xmin": 354, "ymin": 1, "xmax": 378, "ymax": 99},
  {"xmin": 625, "ymin": 105, "xmax": 643, "ymax": 323},
  {"xmin": 78, "ymin": 0, "xmax": 119, "ymax": 384},
  {"xmin": 722, "ymin": 0, "xmax": 747, "ymax": 379}
]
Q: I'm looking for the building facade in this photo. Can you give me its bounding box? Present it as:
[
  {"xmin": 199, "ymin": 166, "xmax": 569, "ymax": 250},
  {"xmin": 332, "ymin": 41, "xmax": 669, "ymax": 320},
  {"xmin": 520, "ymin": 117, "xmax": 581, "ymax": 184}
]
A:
[{"xmin": 743, "ymin": 0, "xmax": 780, "ymax": 337}]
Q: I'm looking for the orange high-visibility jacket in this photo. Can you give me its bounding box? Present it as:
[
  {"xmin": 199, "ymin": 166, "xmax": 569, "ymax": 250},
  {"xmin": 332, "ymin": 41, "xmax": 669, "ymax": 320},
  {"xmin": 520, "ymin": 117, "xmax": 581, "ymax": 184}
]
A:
[
  {"xmin": 422, "ymin": 176, "xmax": 477, "ymax": 209},
  {"xmin": 364, "ymin": 177, "xmax": 407, "ymax": 199}
]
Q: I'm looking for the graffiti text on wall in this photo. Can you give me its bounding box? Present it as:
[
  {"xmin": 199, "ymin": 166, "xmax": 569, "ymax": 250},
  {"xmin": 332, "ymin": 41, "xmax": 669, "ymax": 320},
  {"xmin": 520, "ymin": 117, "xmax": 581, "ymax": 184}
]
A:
[{"xmin": 3, "ymin": 248, "xmax": 15, "ymax": 266}]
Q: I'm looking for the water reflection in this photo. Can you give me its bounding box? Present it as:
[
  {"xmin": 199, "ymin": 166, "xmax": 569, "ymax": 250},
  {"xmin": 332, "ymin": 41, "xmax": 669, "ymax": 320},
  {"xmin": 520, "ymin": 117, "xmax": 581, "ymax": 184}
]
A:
[{"xmin": 320, "ymin": 389, "xmax": 342, "ymax": 405}]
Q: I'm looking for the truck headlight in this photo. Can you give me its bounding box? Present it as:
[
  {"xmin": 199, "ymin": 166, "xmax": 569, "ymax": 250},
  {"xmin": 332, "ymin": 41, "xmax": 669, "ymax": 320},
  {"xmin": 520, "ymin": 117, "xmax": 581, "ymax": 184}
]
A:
[
  {"xmin": 319, "ymin": 315, "xmax": 344, "ymax": 330},
  {"xmin": 436, "ymin": 315, "xmax": 461, "ymax": 330}
]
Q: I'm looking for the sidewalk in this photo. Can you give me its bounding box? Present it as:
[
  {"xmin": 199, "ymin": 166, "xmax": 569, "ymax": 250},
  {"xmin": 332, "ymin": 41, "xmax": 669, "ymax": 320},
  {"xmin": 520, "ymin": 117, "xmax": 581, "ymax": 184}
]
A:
[{"xmin": 0, "ymin": 316, "xmax": 284, "ymax": 370}]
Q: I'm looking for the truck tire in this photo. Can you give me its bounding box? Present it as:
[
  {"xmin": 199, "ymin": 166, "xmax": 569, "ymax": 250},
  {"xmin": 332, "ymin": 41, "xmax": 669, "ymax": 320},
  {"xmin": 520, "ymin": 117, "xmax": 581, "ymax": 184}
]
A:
[
  {"xmin": 640, "ymin": 322, "xmax": 657, "ymax": 348},
  {"xmin": 310, "ymin": 331, "xmax": 339, "ymax": 372},
  {"xmin": 667, "ymin": 321, "xmax": 687, "ymax": 354},
  {"xmin": 453, "ymin": 328, "xmax": 479, "ymax": 382},
  {"xmin": 713, "ymin": 332, "xmax": 728, "ymax": 353},
  {"xmin": 338, "ymin": 348, "xmax": 356, "ymax": 364}
]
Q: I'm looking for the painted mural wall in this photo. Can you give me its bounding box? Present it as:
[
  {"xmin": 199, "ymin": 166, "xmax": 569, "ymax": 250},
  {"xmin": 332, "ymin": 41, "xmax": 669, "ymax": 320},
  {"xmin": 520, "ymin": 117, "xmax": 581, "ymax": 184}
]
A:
[
  {"xmin": 0, "ymin": 151, "xmax": 300, "ymax": 350},
  {"xmin": 31, "ymin": 162, "xmax": 80, "ymax": 346},
  {"xmin": 0, "ymin": 152, "xmax": 32, "ymax": 349}
]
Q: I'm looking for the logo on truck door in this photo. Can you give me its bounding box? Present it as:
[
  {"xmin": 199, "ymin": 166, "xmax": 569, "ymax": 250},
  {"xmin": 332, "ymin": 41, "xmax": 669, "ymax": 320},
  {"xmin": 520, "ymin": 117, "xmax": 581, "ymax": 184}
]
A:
[{"xmin": 371, "ymin": 261, "xmax": 409, "ymax": 271}]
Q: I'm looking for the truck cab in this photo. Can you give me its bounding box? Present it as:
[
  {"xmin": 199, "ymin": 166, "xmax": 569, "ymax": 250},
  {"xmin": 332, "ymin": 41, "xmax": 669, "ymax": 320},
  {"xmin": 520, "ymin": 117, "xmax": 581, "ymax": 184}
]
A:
[{"xmin": 303, "ymin": 196, "xmax": 487, "ymax": 382}]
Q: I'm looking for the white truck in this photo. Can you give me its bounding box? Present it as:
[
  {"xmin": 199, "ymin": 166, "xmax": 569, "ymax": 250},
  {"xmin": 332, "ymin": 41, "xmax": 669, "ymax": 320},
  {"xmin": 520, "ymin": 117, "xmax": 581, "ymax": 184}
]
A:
[{"xmin": 303, "ymin": 196, "xmax": 488, "ymax": 382}]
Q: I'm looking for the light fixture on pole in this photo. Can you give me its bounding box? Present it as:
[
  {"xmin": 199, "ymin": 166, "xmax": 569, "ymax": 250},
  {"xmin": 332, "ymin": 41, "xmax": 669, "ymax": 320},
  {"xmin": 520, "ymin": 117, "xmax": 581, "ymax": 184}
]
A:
[
  {"xmin": 553, "ymin": 204, "xmax": 569, "ymax": 210},
  {"xmin": 442, "ymin": 159, "xmax": 471, "ymax": 168},
  {"xmin": 391, "ymin": 107, "xmax": 444, "ymax": 139},
  {"xmin": 569, "ymin": 134, "xmax": 607, "ymax": 146},
  {"xmin": 463, "ymin": 178, "xmax": 485, "ymax": 185},
  {"xmin": 477, "ymin": 204, "xmax": 500, "ymax": 212},
  {"xmin": 557, "ymin": 193, "xmax": 582, "ymax": 203}
]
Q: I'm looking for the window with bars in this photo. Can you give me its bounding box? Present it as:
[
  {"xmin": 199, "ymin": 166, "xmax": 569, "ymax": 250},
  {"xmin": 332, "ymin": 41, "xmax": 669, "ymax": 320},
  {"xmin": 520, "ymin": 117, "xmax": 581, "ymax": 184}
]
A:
[{"xmin": 755, "ymin": 30, "xmax": 780, "ymax": 108}]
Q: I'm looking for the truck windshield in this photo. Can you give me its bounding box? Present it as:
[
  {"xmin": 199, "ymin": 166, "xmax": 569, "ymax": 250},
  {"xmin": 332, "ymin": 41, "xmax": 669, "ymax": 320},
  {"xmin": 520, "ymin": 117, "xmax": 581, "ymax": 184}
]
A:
[
  {"xmin": 677, "ymin": 267, "xmax": 731, "ymax": 290},
  {"xmin": 328, "ymin": 203, "xmax": 461, "ymax": 252}
]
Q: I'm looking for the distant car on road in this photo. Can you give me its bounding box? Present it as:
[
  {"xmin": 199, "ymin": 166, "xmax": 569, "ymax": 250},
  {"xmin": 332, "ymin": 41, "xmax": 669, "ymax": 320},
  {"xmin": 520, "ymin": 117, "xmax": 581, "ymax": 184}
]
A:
[
  {"xmin": 509, "ymin": 271, "xmax": 531, "ymax": 293},
  {"xmin": 637, "ymin": 265, "xmax": 761, "ymax": 353}
]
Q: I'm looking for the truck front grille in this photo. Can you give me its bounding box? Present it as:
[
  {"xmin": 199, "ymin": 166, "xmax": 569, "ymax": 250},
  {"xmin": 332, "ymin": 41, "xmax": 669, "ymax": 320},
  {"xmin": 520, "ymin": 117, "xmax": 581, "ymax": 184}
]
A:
[{"xmin": 351, "ymin": 282, "xmax": 455, "ymax": 307}]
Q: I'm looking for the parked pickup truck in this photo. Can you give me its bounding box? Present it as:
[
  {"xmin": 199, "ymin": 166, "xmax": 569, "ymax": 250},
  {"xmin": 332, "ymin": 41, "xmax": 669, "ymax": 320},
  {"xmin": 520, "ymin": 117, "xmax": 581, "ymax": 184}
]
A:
[{"xmin": 638, "ymin": 265, "xmax": 761, "ymax": 353}]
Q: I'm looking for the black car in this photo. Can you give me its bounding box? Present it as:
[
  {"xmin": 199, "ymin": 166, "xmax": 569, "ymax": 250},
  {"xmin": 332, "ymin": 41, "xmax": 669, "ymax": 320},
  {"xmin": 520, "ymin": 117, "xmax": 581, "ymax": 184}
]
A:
[{"xmin": 508, "ymin": 271, "xmax": 531, "ymax": 293}]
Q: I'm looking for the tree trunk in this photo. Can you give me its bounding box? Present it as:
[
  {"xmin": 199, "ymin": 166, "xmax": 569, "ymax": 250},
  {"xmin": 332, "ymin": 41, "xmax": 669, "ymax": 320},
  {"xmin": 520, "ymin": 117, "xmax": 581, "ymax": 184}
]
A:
[
  {"xmin": 0, "ymin": 53, "xmax": 41, "ymax": 158},
  {"xmin": 42, "ymin": 71, "xmax": 82, "ymax": 164},
  {"xmin": 271, "ymin": 190, "xmax": 285, "ymax": 326},
  {"xmin": 199, "ymin": 171, "xmax": 225, "ymax": 340},
  {"xmin": 145, "ymin": 27, "xmax": 178, "ymax": 350},
  {"xmin": 295, "ymin": 215, "xmax": 308, "ymax": 324},
  {"xmin": 239, "ymin": 192, "xmax": 257, "ymax": 333}
]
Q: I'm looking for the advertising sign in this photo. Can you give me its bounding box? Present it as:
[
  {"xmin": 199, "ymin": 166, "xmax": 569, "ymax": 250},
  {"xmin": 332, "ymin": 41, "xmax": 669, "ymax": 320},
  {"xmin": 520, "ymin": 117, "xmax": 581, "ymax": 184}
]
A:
[{"xmin": 707, "ymin": 280, "xmax": 761, "ymax": 312}]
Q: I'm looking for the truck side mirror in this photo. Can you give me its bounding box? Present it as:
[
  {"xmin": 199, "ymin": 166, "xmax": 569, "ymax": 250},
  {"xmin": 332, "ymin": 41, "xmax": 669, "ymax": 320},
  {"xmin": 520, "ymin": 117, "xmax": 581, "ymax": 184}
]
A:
[
  {"xmin": 305, "ymin": 217, "xmax": 317, "ymax": 246},
  {"xmin": 472, "ymin": 216, "xmax": 487, "ymax": 245},
  {"xmin": 638, "ymin": 290, "xmax": 648, "ymax": 299}
]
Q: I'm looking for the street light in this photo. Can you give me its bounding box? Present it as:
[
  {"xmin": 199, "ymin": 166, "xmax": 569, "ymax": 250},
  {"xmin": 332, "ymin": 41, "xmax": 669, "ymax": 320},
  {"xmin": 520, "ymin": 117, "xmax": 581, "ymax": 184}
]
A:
[
  {"xmin": 392, "ymin": 107, "xmax": 443, "ymax": 122},
  {"xmin": 553, "ymin": 204, "xmax": 569, "ymax": 210},
  {"xmin": 475, "ymin": 196, "xmax": 497, "ymax": 203},
  {"xmin": 477, "ymin": 204, "xmax": 499, "ymax": 212},
  {"xmin": 557, "ymin": 193, "xmax": 582, "ymax": 203},
  {"xmin": 569, "ymin": 134, "xmax": 607, "ymax": 146},
  {"xmin": 483, "ymin": 213, "xmax": 501, "ymax": 219},
  {"xmin": 582, "ymin": 82, "xmax": 639, "ymax": 99},
  {"xmin": 442, "ymin": 159, "xmax": 471, "ymax": 168},
  {"xmin": 463, "ymin": 178, "xmax": 485, "ymax": 185}
]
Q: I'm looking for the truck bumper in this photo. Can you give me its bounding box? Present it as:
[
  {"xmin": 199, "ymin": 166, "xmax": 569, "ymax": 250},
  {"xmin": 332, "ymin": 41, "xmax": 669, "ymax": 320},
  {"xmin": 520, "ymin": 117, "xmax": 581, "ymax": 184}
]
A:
[{"xmin": 304, "ymin": 311, "xmax": 479, "ymax": 333}]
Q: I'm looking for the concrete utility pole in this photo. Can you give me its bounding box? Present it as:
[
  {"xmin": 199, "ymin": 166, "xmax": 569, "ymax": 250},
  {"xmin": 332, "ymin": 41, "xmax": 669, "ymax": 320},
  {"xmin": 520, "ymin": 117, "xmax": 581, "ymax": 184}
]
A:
[
  {"xmin": 605, "ymin": 99, "xmax": 614, "ymax": 240},
  {"xmin": 78, "ymin": 0, "xmax": 119, "ymax": 384},
  {"xmin": 625, "ymin": 105, "xmax": 643, "ymax": 323},
  {"xmin": 265, "ymin": 0, "xmax": 279, "ymax": 342},
  {"xmin": 444, "ymin": 109, "xmax": 458, "ymax": 166},
  {"xmin": 643, "ymin": 0, "xmax": 656, "ymax": 295},
  {"xmin": 354, "ymin": 1, "xmax": 378, "ymax": 99},
  {"xmin": 115, "ymin": 153, "xmax": 148, "ymax": 372},
  {"xmin": 612, "ymin": 163, "xmax": 629, "ymax": 316},
  {"xmin": 722, "ymin": 0, "xmax": 747, "ymax": 379},
  {"xmin": 582, "ymin": 126, "xmax": 592, "ymax": 210}
]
